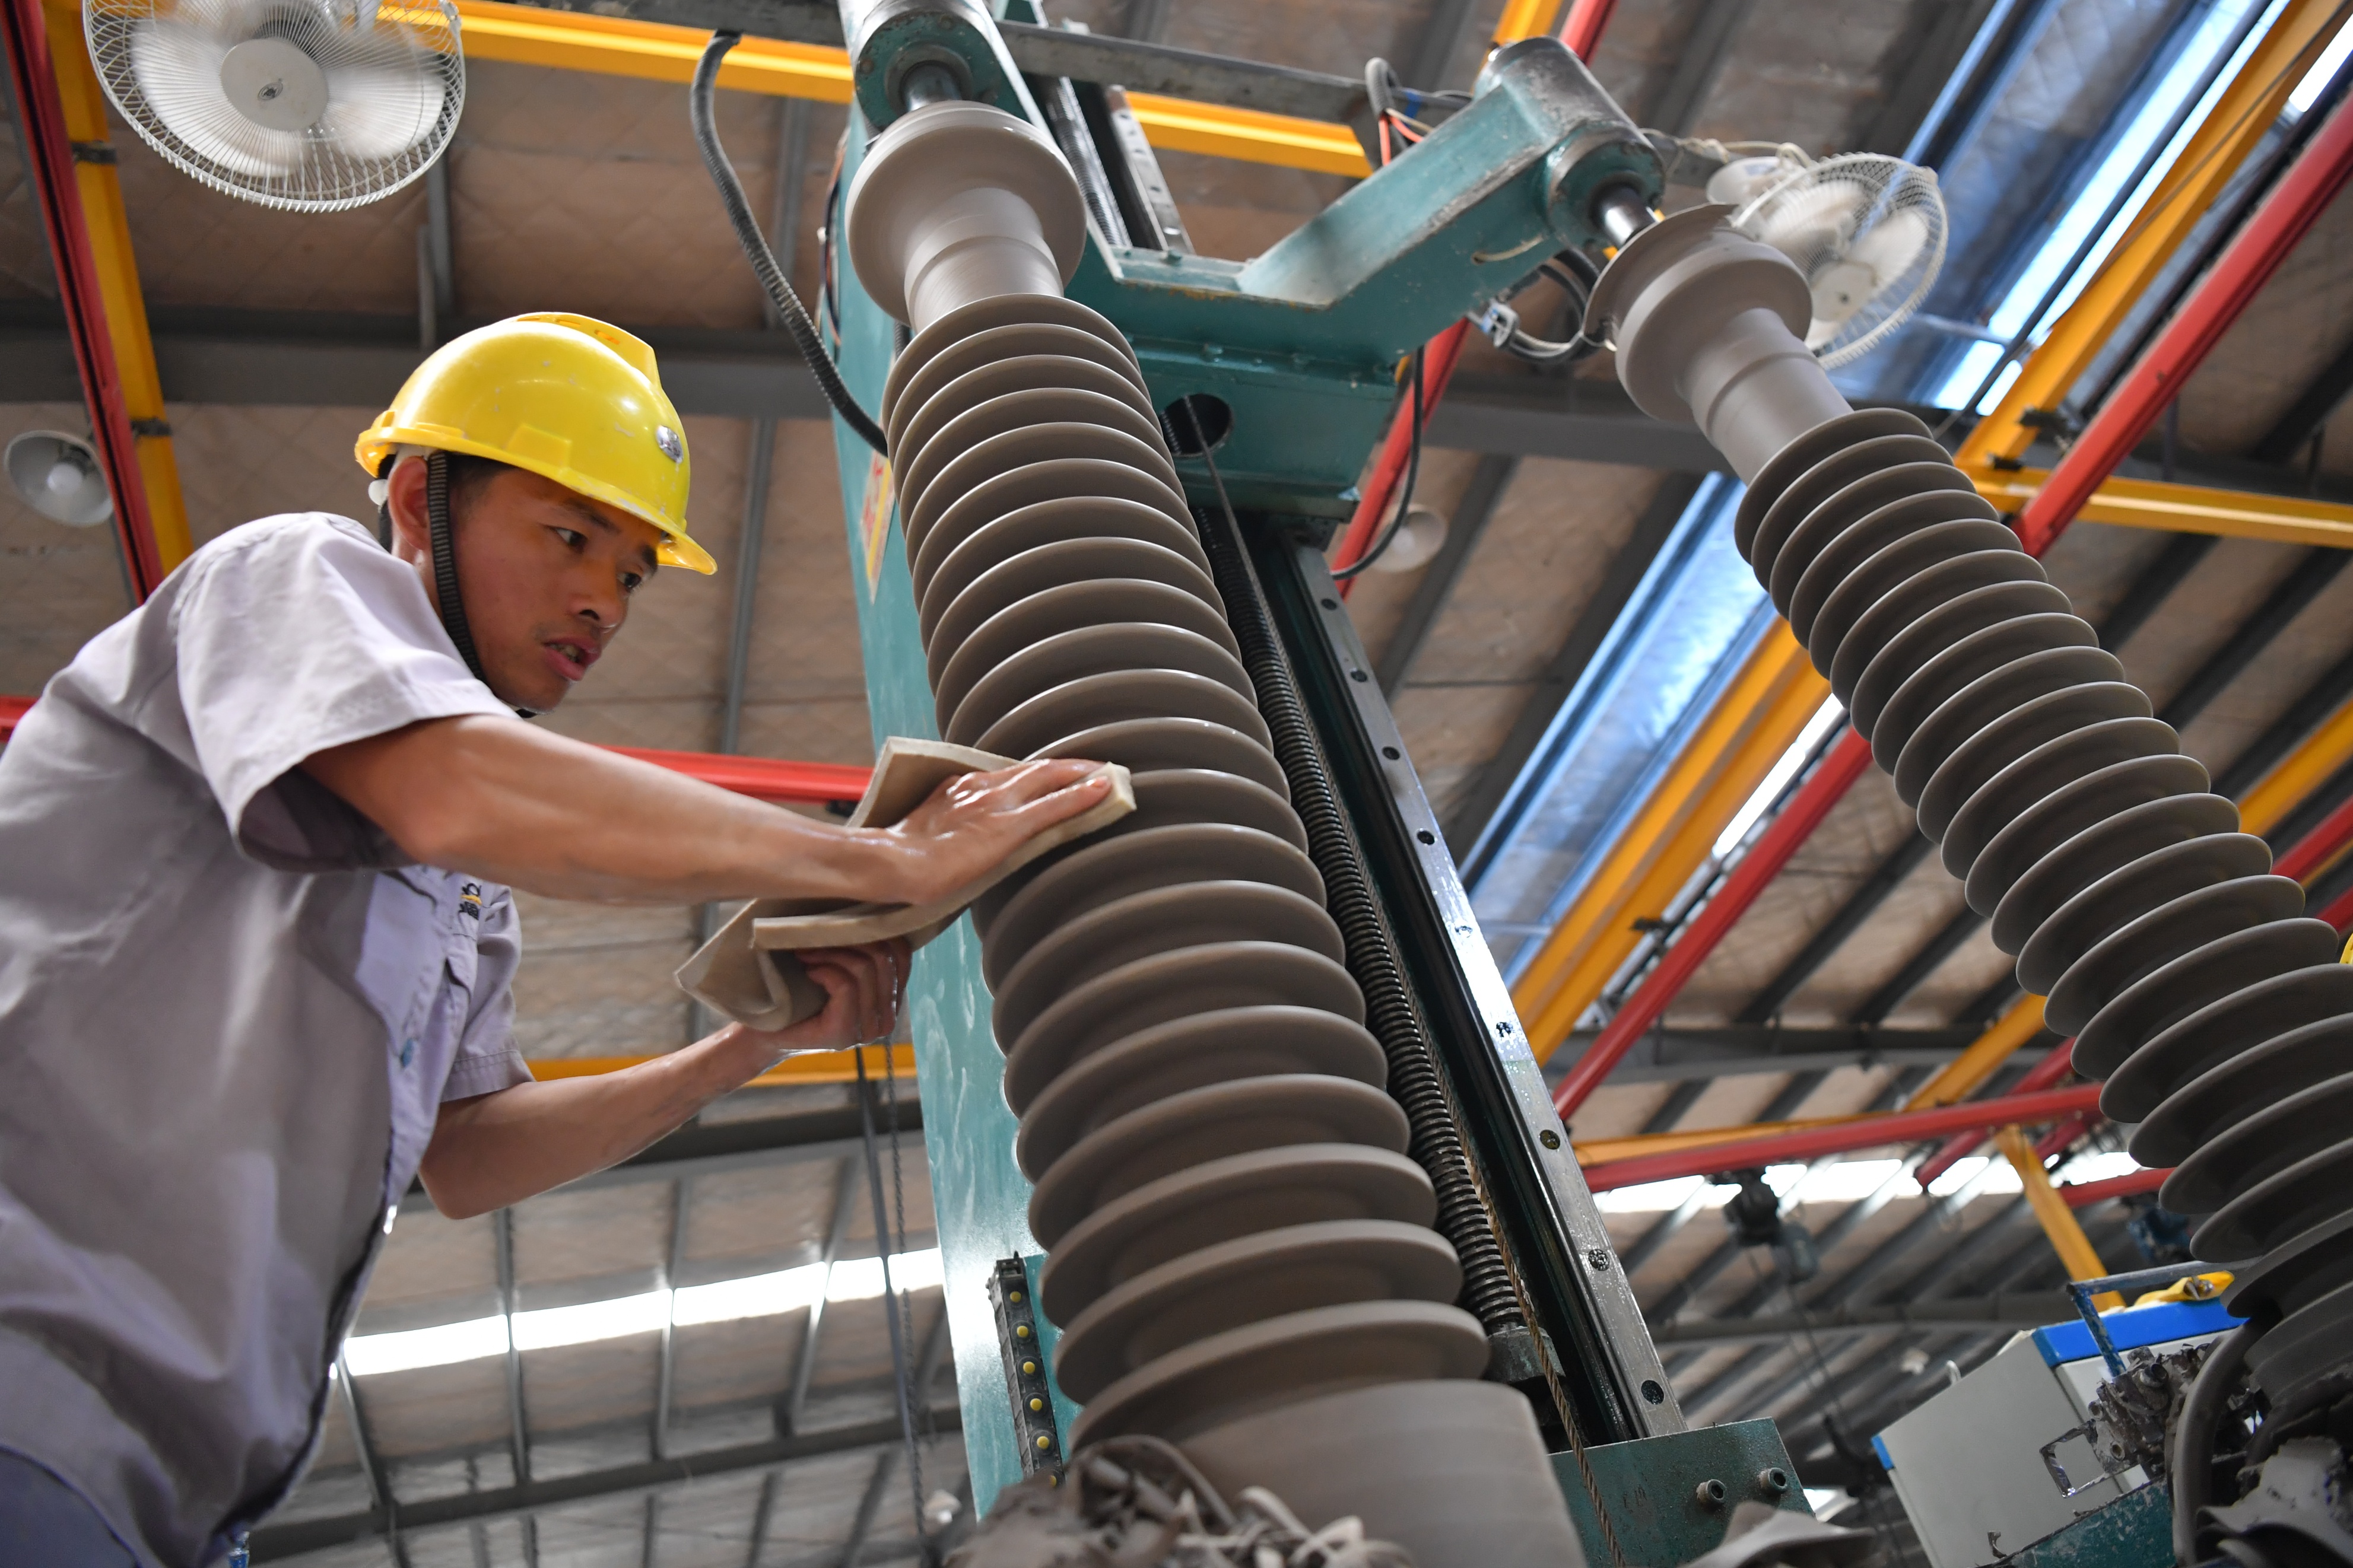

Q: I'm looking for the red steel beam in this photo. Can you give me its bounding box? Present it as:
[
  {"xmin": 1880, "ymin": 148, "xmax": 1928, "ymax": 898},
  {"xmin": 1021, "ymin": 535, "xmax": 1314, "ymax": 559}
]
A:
[
  {"xmin": 1, "ymin": 0, "xmax": 168, "ymax": 596},
  {"xmin": 2015, "ymin": 90, "xmax": 2353, "ymax": 554},
  {"xmin": 2318, "ymin": 879, "xmax": 2353, "ymax": 934},
  {"xmin": 2275, "ymin": 783, "xmax": 2353, "ymax": 883},
  {"xmin": 1914, "ymin": 1039, "xmax": 2079, "ymax": 1187},
  {"xmin": 0, "ymin": 696, "xmax": 30, "ymax": 740},
  {"xmin": 601, "ymin": 746, "xmax": 869, "ymax": 803},
  {"xmin": 1579, "ymin": 1081, "xmax": 2102, "ymax": 1191},
  {"xmin": 2034, "ymin": 1108, "xmax": 2100, "ymax": 1163},
  {"xmin": 1558, "ymin": 0, "xmax": 1618, "ymax": 56},
  {"xmin": 2059, "ymin": 1166, "xmax": 2168, "ymax": 1208}
]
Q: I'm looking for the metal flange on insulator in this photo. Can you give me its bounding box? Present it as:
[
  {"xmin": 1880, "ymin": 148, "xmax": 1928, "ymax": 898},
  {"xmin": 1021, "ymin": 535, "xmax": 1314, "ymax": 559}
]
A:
[
  {"xmin": 843, "ymin": 94, "xmax": 1584, "ymax": 1568},
  {"xmin": 1595, "ymin": 207, "xmax": 2353, "ymax": 1416}
]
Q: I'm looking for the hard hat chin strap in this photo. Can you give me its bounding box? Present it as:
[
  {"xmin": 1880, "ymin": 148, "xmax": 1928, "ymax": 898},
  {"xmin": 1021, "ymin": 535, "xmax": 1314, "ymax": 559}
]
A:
[
  {"xmin": 420, "ymin": 450, "xmax": 539, "ymax": 720},
  {"xmin": 425, "ymin": 450, "xmax": 491, "ymax": 688}
]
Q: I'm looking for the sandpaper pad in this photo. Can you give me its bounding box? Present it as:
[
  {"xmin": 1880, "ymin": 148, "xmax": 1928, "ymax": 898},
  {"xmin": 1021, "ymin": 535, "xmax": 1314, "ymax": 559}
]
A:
[{"xmin": 676, "ymin": 738, "xmax": 1134, "ymax": 1031}]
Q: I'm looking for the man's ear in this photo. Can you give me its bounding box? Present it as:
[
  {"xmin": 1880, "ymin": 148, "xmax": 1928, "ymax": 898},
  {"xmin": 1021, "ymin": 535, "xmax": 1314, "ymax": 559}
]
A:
[{"xmin": 384, "ymin": 455, "xmax": 433, "ymax": 559}]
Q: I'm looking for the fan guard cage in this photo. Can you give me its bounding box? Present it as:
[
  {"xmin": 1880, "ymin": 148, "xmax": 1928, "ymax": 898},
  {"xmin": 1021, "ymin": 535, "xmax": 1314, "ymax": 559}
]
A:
[
  {"xmin": 85, "ymin": 0, "xmax": 462, "ymax": 212},
  {"xmin": 1733, "ymin": 151, "xmax": 1948, "ymax": 370}
]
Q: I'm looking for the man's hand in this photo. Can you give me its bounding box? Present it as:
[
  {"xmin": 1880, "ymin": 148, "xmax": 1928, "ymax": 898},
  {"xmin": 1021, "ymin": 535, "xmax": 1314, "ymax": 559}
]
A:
[
  {"xmin": 418, "ymin": 935, "xmax": 912, "ymax": 1219},
  {"xmin": 758, "ymin": 940, "xmax": 912, "ymax": 1056},
  {"xmin": 875, "ymin": 759, "xmax": 1114, "ymax": 907}
]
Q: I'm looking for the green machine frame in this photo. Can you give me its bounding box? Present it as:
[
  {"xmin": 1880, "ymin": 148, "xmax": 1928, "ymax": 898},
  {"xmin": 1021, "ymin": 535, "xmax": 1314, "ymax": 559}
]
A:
[{"xmin": 818, "ymin": 0, "xmax": 1813, "ymax": 1554}]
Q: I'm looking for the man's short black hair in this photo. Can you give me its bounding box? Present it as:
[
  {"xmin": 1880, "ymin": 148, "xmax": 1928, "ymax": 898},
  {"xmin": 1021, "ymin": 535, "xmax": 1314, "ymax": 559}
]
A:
[{"xmin": 442, "ymin": 453, "xmax": 512, "ymax": 519}]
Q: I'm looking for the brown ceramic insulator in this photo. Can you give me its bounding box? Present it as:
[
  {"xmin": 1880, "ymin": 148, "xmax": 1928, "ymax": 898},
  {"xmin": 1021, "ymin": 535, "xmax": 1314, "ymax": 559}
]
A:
[
  {"xmin": 1737, "ymin": 406, "xmax": 2353, "ymax": 1407},
  {"xmin": 877, "ymin": 287, "xmax": 1504, "ymax": 1462}
]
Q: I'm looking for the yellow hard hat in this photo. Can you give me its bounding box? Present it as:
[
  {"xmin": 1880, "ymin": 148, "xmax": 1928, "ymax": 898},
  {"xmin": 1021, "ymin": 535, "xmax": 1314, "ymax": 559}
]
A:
[{"xmin": 355, "ymin": 313, "xmax": 715, "ymax": 574}]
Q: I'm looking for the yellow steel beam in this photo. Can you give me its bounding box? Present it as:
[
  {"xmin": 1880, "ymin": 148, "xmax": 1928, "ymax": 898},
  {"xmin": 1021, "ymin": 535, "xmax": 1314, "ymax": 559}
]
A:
[
  {"xmin": 452, "ymin": 0, "xmax": 1371, "ymax": 174},
  {"xmin": 1957, "ymin": 0, "xmax": 2349, "ymax": 472},
  {"xmin": 40, "ymin": 0, "xmax": 190, "ymax": 574},
  {"xmin": 526, "ymin": 1044, "xmax": 917, "ymax": 1086},
  {"xmin": 1493, "ymin": 0, "xmax": 1566, "ymax": 43},
  {"xmin": 1967, "ymin": 464, "xmax": 2353, "ymax": 550},
  {"xmin": 1515, "ymin": 626, "xmax": 1832, "ymax": 1060},
  {"xmin": 1996, "ymin": 1125, "xmax": 2123, "ymax": 1307},
  {"xmin": 1122, "ymin": 93, "xmax": 1368, "ymax": 176},
  {"xmin": 455, "ymin": 1, "xmax": 850, "ymax": 97},
  {"xmin": 1903, "ymin": 994, "xmax": 2047, "ymax": 1111},
  {"xmin": 1571, "ymin": 1108, "xmax": 1862, "ymax": 1166},
  {"xmin": 2241, "ymin": 691, "xmax": 2353, "ymax": 837}
]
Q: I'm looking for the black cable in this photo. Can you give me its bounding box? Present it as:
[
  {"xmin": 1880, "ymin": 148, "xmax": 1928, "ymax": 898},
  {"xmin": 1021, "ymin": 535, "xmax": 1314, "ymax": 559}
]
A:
[
  {"xmin": 2172, "ymin": 1315, "xmax": 2269, "ymax": 1564},
  {"xmin": 1332, "ymin": 349, "xmax": 1424, "ymax": 580},
  {"xmin": 853, "ymin": 1051, "xmax": 933, "ymax": 1566},
  {"xmin": 691, "ymin": 33, "xmax": 888, "ymax": 455}
]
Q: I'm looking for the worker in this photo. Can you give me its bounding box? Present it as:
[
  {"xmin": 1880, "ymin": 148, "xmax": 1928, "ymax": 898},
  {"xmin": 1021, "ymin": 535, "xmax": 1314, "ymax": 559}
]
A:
[{"xmin": 0, "ymin": 313, "xmax": 1112, "ymax": 1567}]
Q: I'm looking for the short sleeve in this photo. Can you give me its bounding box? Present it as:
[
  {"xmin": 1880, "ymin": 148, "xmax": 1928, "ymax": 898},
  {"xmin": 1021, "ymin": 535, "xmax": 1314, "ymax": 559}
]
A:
[
  {"xmin": 173, "ymin": 516, "xmax": 513, "ymax": 872},
  {"xmin": 443, "ymin": 883, "xmax": 531, "ymax": 1102}
]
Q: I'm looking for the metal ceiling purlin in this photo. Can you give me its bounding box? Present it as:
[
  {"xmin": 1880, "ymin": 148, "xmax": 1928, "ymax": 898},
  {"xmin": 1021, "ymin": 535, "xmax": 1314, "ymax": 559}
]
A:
[
  {"xmin": 4, "ymin": 0, "xmax": 191, "ymax": 596},
  {"xmin": 1955, "ymin": 0, "xmax": 2351, "ymax": 474},
  {"xmin": 1513, "ymin": 625, "xmax": 1831, "ymax": 1066},
  {"xmin": 453, "ymin": 0, "xmax": 1371, "ymax": 173}
]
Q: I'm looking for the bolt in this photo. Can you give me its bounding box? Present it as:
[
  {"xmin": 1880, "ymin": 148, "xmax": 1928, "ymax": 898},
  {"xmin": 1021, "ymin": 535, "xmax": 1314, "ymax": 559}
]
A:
[
  {"xmin": 1014, "ymin": 1324, "xmax": 1031, "ymax": 1339},
  {"xmin": 1382, "ymin": 746, "xmax": 1401, "ymax": 760},
  {"xmin": 1350, "ymin": 669, "xmax": 1369, "ymax": 682},
  {"xmin": 1036, "ymin": 1434, "xmax": 1052, "ymax": 1451},
  {"xmin": 1417, "ymin": 829, "xmax": 1436, "ymax": 844},
  {"xmin": 1540, "ymin": 1130, "xmax": 1562, "ymax": 1150},
  {"xmin": 1586, "ymin": 1247, "xmax": 1612, "ymax": 1271},
  {"xmin": 1695, "ymin": 1479, "xmax": 1727, "ymax": 1510},
  {"xmin": 1640, "ymin": 1379, "xmax": 1665, "ymax": 1404},
  {"xmin": 1021, "ymin": 1360, "xmax": 1038, "ymax": 1375},
  {"xmin": 1757, "ymin": 1467, "xmax": 1789, "ymax": 1495}
]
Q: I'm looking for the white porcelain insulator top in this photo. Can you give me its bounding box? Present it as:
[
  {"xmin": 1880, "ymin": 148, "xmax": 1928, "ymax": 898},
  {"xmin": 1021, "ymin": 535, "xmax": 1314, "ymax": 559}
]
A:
[{"xmin": 843, "ymin": 101, "xmax": 1090, "ymax": 333}]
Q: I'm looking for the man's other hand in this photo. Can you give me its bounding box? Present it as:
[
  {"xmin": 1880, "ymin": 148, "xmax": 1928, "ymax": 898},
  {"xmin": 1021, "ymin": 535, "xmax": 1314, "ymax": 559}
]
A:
[
  {"xmin": 877, "ymin": 759, "xmax": 1113, "ymax": 907},
  {"xmin": 754, "ymin": 940, "xmax": 913, "ymax": 1057}
]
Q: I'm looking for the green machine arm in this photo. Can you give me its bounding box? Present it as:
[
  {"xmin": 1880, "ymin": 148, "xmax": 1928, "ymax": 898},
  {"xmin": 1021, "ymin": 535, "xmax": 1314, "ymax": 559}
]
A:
[{"xmin": 842, "ymin": 0, "xmax": 1662, "ymax": 516}]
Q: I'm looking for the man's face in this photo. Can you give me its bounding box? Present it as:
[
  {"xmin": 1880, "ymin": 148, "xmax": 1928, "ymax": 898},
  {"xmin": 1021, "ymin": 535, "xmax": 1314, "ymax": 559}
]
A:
[{"xmin": 388, "ymin": 459, "xmax": 665, "ymax": 713}]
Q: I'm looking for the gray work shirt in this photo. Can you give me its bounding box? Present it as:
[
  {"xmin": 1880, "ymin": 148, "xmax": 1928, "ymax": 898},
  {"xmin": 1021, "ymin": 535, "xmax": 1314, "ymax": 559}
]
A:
[{"xmin": 0, "ymin": 513, "xmax": 533, "ymax": 1566}]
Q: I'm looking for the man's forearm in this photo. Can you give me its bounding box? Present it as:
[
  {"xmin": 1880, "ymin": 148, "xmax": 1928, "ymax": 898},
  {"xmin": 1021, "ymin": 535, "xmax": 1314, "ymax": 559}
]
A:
[
  {"xmin": 307, "ymin": 715, "xmax": 910, "ymax": 904},
  {"xmin": 418, "ymin": 1026, "xmax": 776, "ymax": 1218}
]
